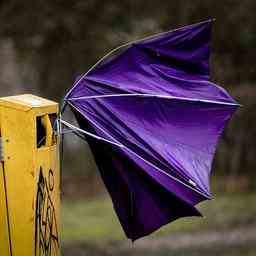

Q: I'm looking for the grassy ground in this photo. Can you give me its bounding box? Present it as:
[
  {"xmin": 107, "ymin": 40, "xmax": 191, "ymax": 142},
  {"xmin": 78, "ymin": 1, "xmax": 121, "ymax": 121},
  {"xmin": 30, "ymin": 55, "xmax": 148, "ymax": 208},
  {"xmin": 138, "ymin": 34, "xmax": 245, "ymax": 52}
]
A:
[
  {"xmin": 61, "ymin": 192, "xmax": 256, "ymax": 255},
  {"xmin": 61, "ymin": 192, "xmax": 256, "ymax": 242}
]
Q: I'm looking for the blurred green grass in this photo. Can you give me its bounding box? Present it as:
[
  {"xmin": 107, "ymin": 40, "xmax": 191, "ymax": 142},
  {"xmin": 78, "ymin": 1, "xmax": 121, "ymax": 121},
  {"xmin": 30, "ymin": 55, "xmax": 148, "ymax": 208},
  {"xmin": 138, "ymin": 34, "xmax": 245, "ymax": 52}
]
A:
[{"xmin": 61, "ymin": 192, "xmax": 256, "ymax": 244}]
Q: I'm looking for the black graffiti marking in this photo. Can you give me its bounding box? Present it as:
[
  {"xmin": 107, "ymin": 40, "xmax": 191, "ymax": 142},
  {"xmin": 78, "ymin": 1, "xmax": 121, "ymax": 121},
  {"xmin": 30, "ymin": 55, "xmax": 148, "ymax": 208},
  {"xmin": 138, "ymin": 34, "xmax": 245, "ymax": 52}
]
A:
[
  {"xmin": 48, "ymin": 169, "xmax": 54, "ymax": 192},
  {"xmin": 35, "ymin": 167, "xmax": 59, "ymax": 256}
]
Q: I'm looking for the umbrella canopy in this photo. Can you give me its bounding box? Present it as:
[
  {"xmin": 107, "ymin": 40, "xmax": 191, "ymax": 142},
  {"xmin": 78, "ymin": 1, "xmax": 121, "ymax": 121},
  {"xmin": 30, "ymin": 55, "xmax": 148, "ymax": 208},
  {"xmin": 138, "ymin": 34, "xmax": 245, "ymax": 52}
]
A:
[{"xmin": 61, "ymin": 19, "xmax": 239, "ymax": 241}]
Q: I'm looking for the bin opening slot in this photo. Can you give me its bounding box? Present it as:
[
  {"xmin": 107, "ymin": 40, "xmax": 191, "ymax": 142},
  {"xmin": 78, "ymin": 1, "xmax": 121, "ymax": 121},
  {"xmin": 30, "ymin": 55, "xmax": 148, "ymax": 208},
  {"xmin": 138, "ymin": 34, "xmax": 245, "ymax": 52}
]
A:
[{"xmin": 37, "ymin": 113, "xmax": 57, "ymax": 148}]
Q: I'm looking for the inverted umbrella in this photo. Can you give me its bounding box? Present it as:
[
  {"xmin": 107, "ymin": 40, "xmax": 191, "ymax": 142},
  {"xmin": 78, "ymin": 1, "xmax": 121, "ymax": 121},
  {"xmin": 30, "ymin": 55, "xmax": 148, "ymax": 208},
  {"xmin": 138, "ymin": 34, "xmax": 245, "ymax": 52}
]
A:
[{"xmin": 60, "ymin": 19, "xmax": 239, "ymax": 241}]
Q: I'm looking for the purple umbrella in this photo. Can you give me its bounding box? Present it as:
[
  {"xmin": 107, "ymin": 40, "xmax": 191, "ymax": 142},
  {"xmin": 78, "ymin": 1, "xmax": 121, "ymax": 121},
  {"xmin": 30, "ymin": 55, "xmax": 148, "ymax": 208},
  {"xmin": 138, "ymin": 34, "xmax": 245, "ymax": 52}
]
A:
[{"xmin": 61, "ymin": 19, "xmax": 239, "ymax": 241}]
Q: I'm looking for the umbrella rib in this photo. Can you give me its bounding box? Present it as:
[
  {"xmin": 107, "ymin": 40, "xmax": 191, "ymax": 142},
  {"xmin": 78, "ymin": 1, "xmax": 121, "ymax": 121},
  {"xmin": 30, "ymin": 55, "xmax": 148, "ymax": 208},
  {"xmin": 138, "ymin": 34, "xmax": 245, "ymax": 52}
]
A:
[
  {"xmin": 67, "ymin": 93, "xmax": 239, "ymax": 107},
  {"xmin": 64, "ymin": 101, "xmax": 212, "ymax": 200},
  {"xmin": 60, "ymin": 119, "xmax": 124, "ymax": 148}
]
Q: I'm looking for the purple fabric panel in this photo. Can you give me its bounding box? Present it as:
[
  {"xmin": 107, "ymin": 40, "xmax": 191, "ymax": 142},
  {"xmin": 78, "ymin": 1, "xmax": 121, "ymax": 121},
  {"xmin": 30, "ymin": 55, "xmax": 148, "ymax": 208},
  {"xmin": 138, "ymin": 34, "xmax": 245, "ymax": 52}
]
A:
[
  {"xmin": 73, "ymin": 109, "xmax": 203, "ymax": 240},
  {"xmin": 69, "ymin": 45, "xmax": 236, "ymax": 104},
  {"xmin": 67, "ymin": 20, "xmax": 236, "ymax": 105},
  {"xmin": 137, "ymin": 20, "xmax": 212, "ymax": 77},
  {"xmin": 67, "ymin": 78, "xmax": 128, "ymax": 99},
  {"xmin": 70, "ymin": 96, "xmax": 237, "ymax": 196},
  {"xmin": 70, "ymin": 102, "xmax": 208, "ymax": 204}
]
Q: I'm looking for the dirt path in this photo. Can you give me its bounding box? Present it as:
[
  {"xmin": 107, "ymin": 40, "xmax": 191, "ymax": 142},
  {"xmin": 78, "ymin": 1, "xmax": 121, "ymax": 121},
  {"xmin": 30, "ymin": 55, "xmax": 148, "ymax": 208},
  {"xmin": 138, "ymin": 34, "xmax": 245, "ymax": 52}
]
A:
[
  {"xmin": 118, "ymin": 225, "xmax": 256, "ymax": 253},
  {"xmin": 63, "ymin": 225, "xmax": 256, "ymax": 255}
]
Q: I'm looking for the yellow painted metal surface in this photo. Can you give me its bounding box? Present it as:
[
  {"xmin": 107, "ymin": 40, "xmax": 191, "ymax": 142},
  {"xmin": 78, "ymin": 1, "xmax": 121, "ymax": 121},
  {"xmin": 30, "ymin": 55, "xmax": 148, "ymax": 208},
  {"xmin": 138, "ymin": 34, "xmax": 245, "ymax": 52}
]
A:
[
  {"xmin": 0, "ymin": 152, "xmax": 11, "ymax": 255},
  {"xmin": 0, "ymin": 94, "xmax": 60, "ymax": 256}
]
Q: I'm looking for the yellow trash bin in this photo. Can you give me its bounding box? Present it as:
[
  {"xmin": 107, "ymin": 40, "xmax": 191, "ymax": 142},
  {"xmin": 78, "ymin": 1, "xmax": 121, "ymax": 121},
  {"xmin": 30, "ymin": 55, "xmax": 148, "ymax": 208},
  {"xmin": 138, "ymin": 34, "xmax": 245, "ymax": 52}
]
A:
[{"xmin": 0, "ymin": 94, "xmax": 60, "ymax": 256}]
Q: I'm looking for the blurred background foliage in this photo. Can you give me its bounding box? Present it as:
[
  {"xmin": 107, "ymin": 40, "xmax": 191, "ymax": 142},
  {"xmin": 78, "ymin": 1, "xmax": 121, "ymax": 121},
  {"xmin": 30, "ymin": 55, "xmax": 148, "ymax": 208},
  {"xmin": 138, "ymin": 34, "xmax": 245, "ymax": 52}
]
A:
[{"xmin": 0, "ymin": 0, "xmax": 255, "ymax": 190}]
